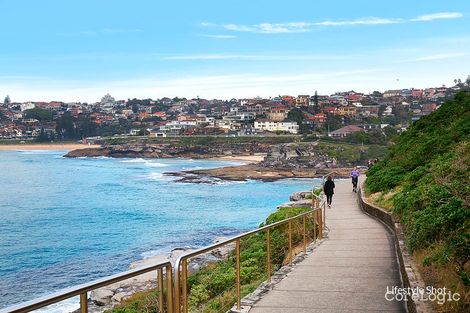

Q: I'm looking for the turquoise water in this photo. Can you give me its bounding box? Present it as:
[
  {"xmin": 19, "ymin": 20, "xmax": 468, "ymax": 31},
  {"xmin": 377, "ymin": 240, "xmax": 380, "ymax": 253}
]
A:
[{"xmin": 0, "ymin": 150, "xmax": 318, "ymax": 310}]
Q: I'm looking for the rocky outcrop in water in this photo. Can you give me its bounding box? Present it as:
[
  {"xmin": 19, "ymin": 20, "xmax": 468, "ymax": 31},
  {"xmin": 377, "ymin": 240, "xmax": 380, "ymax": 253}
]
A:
[
  {"xmin": 67, "ymin": 140, "xmax": 354, "ymax": 182},
  {"xmin": 171, "ymin": 142, "xmax": 354, "ymax": 182},
  {"xmin": 168, "ymin": 164, "xmax": 351, "ymax": 183}
]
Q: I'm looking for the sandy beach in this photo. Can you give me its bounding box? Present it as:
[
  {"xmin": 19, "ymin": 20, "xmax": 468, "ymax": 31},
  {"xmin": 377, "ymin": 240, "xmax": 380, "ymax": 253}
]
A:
[
  {"xmin": 0, "ymin": 144, "xmax": 101, "ymax": 151},
  {"xmin": 209, "ymin": 154, "xmax": 266, "ymax": 163}
]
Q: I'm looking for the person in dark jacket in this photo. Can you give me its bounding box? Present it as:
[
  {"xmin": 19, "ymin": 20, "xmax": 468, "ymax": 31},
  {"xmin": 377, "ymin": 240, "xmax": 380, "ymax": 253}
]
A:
[{"xmin": 323, "ymin": 176, "xmax": 335, "ymax": 208}]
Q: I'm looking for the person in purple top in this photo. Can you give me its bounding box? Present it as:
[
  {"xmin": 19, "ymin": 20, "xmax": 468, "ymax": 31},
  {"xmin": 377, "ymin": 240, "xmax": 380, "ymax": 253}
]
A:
[{"xmin": 351, "ymin": 167, "xmax": 360, "ymax": 192}]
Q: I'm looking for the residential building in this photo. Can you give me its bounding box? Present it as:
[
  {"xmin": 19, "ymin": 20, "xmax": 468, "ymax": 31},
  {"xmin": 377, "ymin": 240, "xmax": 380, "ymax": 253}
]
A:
[
  {"xmin": 266, "ymin": 105, "xmax": 289, "ymax": 121},
  {"xmin": 383, "ymin": 90, "xmax": 401, "ymax": 98},
  {"xmin": 295, "ymin": 95, "xmax": 310, "ymax": 107},
  {"xmin": 336, "ymin": 106, "xmax": 357, "ymax": 117},
  {"xmin": 254, "ymin": 119, "xmax": 299, "ymax": 134},
  {"xmin": 328, "ymin": 125, "xmax": 363, "ymax": 137}
]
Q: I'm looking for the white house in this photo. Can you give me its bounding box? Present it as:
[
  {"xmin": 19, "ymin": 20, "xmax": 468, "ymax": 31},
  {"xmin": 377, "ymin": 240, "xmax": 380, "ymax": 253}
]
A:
[
  {"xmin": 254, "ymin": 119, "xmax": 299, "ymax": 134},
  {"xmin": 20, "ymin": 102, "xmax": 36, "ymax": 111}
]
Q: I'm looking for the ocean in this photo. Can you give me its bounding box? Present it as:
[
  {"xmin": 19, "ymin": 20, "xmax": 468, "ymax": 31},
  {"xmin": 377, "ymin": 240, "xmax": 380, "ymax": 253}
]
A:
[{"xmin": 0, "ymin": 150, "xmax": 319, "ymax": 312}]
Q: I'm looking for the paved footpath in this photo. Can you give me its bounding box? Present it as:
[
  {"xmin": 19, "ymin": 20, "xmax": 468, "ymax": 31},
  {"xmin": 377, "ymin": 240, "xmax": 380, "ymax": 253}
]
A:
[{"xmin": 250, "ymin": 179, "xmax": 406, "ymax": 313}]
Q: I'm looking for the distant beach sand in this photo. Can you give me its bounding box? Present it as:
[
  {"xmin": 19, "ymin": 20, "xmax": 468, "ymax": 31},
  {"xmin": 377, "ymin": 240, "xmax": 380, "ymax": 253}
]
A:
[
  {"xmin": 209, "ymin": 154, "xmax": 266, "ymax": 163},
  {"xmin": 0, "ymin": 143, "xmax": 101, "ymax": 151}
]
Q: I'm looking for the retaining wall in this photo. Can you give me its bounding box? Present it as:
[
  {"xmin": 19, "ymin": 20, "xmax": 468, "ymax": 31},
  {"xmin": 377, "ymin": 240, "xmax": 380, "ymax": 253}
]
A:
[{"xmin": 358, "ymin": 183, "xmax": 433, "ymax": 313}]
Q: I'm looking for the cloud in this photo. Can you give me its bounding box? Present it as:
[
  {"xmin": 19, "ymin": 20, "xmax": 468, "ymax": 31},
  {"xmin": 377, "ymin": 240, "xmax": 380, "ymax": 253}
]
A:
[
  {"xmin": 414, "ymin": 53, "xmax": 467, "ymax": 61},
  {"xmin": 210, "ymin": 18, "xmax": 404, "ymax": 34},
  {"xmin": 314, "ymin": 17, "xmax": 402, "ymax": 26},
  {"xmin": 200, "ymin": 22, "xmax": 217, "ymax": 27},
  {"xmin": 202, "ymin": 11, "xmax": 463, "ymax": 34},
  {"xmin": 396, "ymin": 52, "xmax": 467, "ymax": 63},
  {"xmin": 411, "ymin": 12, "xmax": 463, "ymax": 22},
  {"xmin": 0, "ymin": 69, "xmax": 387, "ymax": 102},
  {"xmin": 198, "ymin": 34, "xmax": 237, "ymax": 39},
  {"xmin": 221, "ymin": 22, "xmax": 313, "ymax": 33}
]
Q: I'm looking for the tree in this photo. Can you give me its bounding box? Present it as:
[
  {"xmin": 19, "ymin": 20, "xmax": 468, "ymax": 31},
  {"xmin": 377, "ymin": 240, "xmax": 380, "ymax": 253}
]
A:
[
  {"xmin": 76, "ymin": 116, "xmax": 97, "ymax": 138},
  {"xmin": 55, "ymin": 112, "xmax": 76, "ymax": 139},
  {"xmin": 3, "ymin": 95, "xmax": 11, "ymax": 106},
  {"xmin": 35, "ymin": 127, "xmax": 49, "ymax": 142},
  {"xmin": 132, "ymin": 103, "xmax": 139, "ymax": 114},
  {"xmin": 100, "ymin": 93, "xmax": 115, "ymax": 105},
  {"xmin": 287, "ymin": 108, "xmax": 304, "ymax": 124},
  {"xmin": 326, "ymin": 114, "xmax": 343, "ymax": 131},
  {"xmin": 391, "ymin": 106, "xmax": 411, "ymax": 125},
  {"xmin": 24, "ymin": 108, "xmax": 53, "ymax": 122},
  {"xmin": 378, "ymin": 104, "xmax": 387, "ymax": 117},
  {"xmin": 313, "ymin": 90, "xmax": 319, "ymax": 106},
  {"xmin": 383, "ymin": 126, "xmax": 397, "ymax": 138}
]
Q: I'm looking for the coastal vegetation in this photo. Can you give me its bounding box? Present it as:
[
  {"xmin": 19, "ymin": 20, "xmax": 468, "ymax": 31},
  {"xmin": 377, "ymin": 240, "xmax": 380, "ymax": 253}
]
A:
[
  {"xmin": 111, "ymin": 206, "xmax": 315, "ymax": 313},
  {"xmin": 312, "ymin": 141, "xmax": 387, "ymax": 164},
  {"xmin": 365, "ymin": 91, "xmax": 470, "ymax": 312}
]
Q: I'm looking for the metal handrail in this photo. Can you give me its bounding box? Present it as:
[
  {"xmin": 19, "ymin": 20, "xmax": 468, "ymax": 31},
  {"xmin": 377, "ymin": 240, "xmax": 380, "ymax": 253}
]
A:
[
  {"xmin": 173, "ymin": 197, "xmax": 326, "ymax": 313},
  {"xmin": 1, "ymin": 192, "xmax": 326, "ymax": 313},
  {"xmin": 321, "ymin": 170, "xmax": 342, "ymax": 185},
  {"xmin": 1, "ymin": 260, "xmax": 173, "ymax": 313}
]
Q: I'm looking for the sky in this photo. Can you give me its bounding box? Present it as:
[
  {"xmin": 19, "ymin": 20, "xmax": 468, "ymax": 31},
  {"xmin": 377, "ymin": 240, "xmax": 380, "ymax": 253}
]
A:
[{"xmin": 0, "ymin": 0, "xmax": 470, "ymax": 102}]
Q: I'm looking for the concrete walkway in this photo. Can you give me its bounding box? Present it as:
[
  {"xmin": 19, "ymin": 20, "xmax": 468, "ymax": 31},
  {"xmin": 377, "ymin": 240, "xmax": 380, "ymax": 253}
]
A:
[{"xmin": 250, "ymin": 180, "xmax": 405, "ymax": 313}]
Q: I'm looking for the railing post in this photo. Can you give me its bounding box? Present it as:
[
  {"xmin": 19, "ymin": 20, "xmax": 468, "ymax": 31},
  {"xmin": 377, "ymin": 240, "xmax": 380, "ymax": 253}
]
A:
[
  {"xmin": 266, "ymin": 228, "xmax": 271, "ymax": 282},
  {"xmin": 80, "ymin": 292, "xmax": 88, "ymax": 313},
  {"xmin": 313, "ymin": 209, "xmax": 317, "ymax": 242},
  {"xmin": 166, "ymin": 265, "xmax": 174, "ymax": 313},
  {"xmin": 174, "ymin": 263, "xmax": 181, "ymax": 313},
  {"xmin": 311, "ymin": 189, "xmax": 315, "ymax": 209},
  {"xmin": 288, "ymin": 220, "xmax": 293, "ymax": 264},
  {"xmin": 157, "ymin": 268, "xmax": 164, "ymax": 313},
  {"xmin": 319, "ymin": 207, "xmax": 323, "ymax": 240},
  {"xmin": 236, "ymin": 238, "xmax": 241, "ymax": 310},
  {"xmin": 303, "ymin": 215, "xmax": 307, "ymax": 253},
  {"xmin": 182, "ymin": 259, "xmax": 188, "ymax": 313}
]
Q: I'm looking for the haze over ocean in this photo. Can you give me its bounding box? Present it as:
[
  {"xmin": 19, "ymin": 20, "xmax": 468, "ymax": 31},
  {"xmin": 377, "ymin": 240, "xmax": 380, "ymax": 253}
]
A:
[{"xmin": 0, "ymin": 150, "xmax": 318, "ymax": 310}]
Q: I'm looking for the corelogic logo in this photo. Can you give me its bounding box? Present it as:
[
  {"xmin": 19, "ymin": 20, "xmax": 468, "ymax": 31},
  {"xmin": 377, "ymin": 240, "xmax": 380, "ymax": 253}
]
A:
[{"xmin": 385, "ymin": 286, "xmax": 461, "ymax": 305}]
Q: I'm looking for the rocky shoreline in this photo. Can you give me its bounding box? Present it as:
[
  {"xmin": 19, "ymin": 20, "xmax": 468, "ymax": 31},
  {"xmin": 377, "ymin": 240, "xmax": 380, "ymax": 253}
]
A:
[
  {"xmin": 79, "ymin": 190, "xmax": 314, "ymax": 312},
  {"xmin": 66, "ymin": 141, "xmax": 355, "ymax": 182}
]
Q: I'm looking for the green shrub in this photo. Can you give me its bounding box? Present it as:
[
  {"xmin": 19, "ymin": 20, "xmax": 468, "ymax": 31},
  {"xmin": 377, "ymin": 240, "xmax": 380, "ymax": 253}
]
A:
[{"xmin": 365, "ymin": 91, "xmax": 470, "ymax": 287}]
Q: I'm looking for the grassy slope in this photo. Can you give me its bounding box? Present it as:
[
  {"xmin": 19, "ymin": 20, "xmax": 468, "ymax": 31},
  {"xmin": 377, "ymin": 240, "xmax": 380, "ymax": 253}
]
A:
[{"xmin": 365, "ymin": 91, "xmax": 470, "ymax": 312}]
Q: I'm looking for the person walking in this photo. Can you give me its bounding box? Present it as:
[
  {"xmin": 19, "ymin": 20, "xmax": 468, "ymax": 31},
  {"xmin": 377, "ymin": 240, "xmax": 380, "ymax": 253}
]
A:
[
  {"xmin": 323, "ymin": 176, "xmax": 335, "ymax": 208},
  {"xmin": 351, "ymin": 167, "xmax": 360, "ymax": 192}
]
